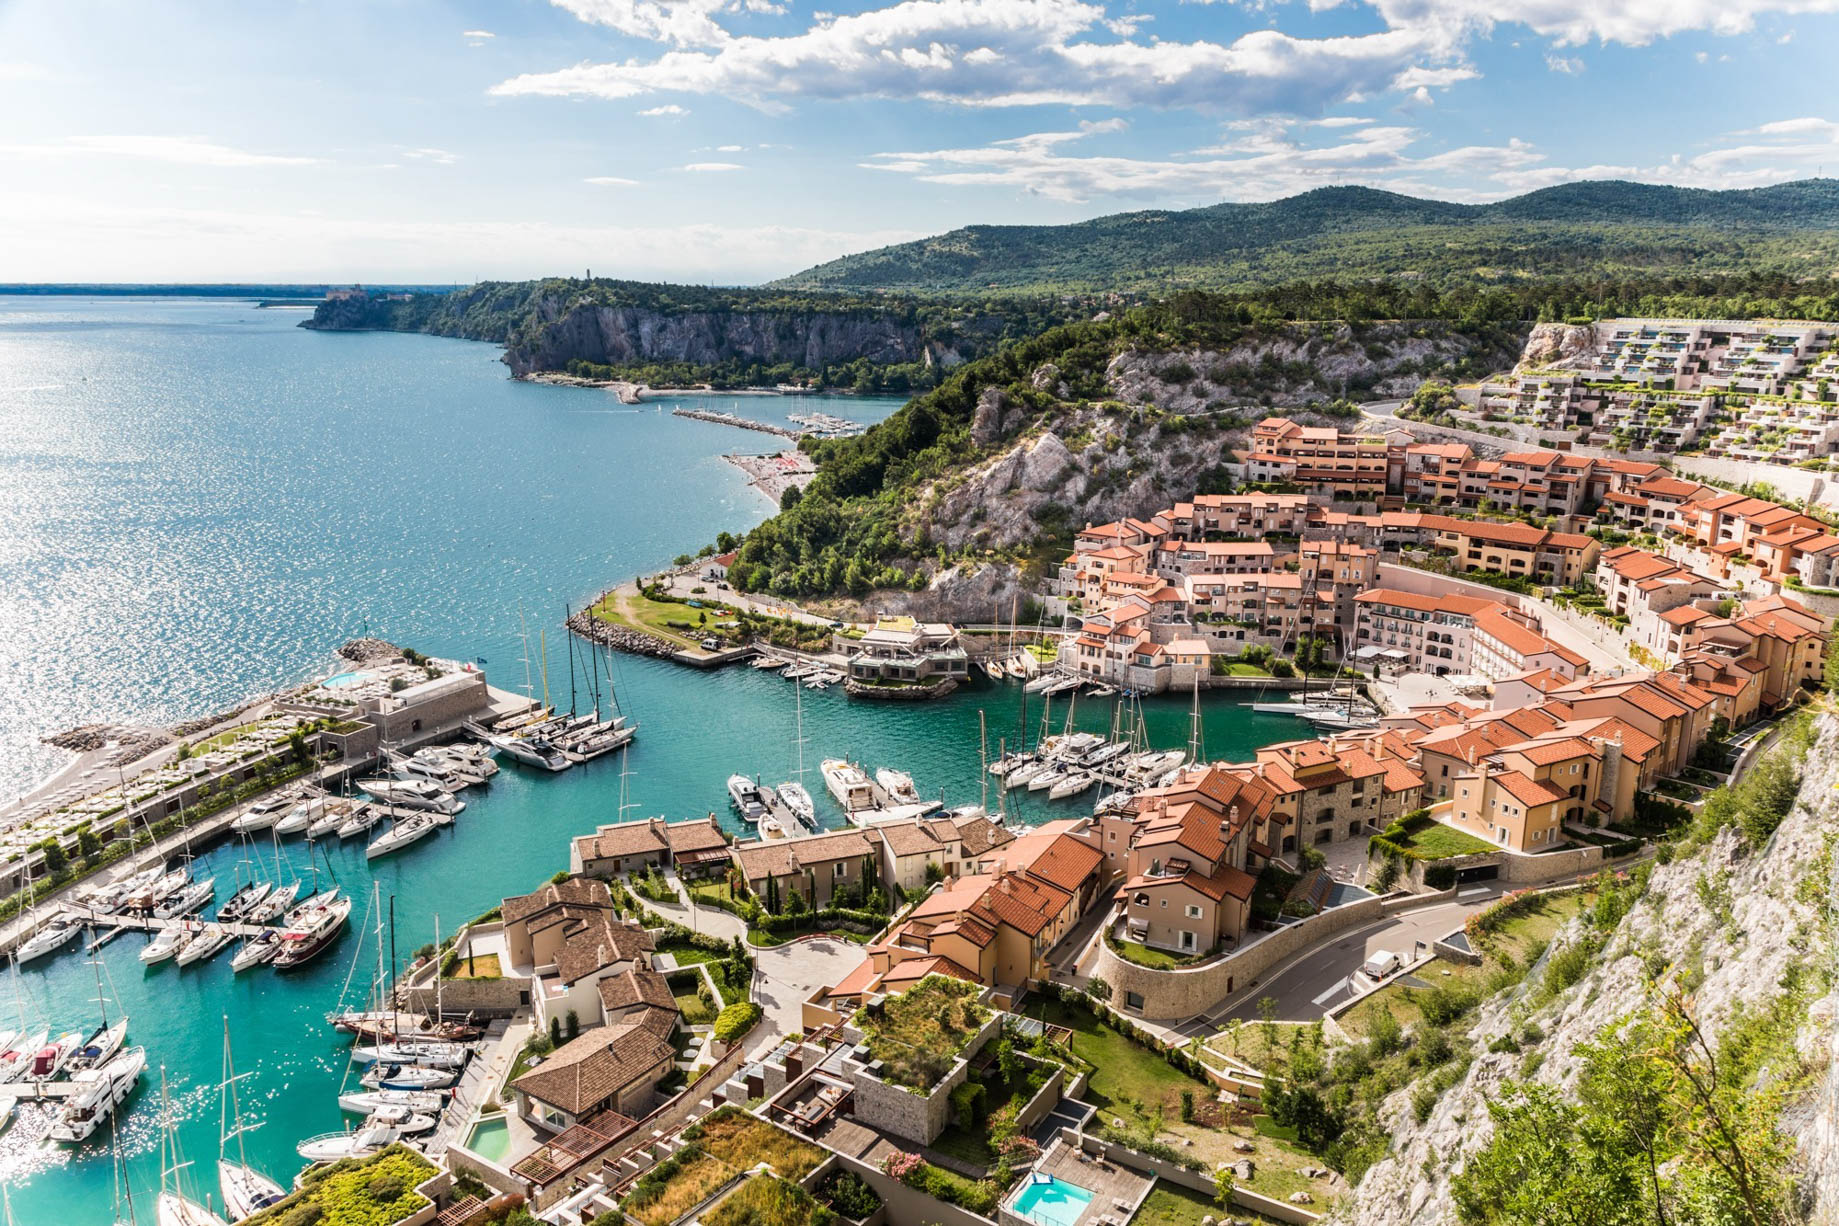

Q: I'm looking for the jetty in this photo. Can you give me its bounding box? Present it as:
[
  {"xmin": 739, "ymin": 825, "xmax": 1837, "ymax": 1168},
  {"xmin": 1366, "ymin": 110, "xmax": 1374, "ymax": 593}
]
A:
[{"xmin": 671, "ymin": 408, "xmax": 800, "ymax": 439}]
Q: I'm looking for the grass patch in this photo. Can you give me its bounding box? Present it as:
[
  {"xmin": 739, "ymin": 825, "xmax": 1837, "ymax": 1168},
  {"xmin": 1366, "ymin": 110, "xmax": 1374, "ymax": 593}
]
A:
[
  {"xmin": 443, "ymin": 952, "xmax": 501, "ymax": 980},
  {"xmin": 1106, "ymin": 935, "xmax": 1207, "ymax": 969},
  {"xmin": 1389, "ymin": 820, "xmax": 1495, "ymax": 859},
  {"xmin": 625, "ymin": 1151, "xmax": 735, "ymax": 1226},
  {"xmin": 689, "ymin": 1106, "xmax": 825, "ymax": 1180},
  {"xmin": 856, "ymin": 976, "xmax": 989, "ymax": 1090},
  {"xmin": 1024, "ymin": 998, "xmax": 1205, "ymax": 1114},
  {"xmin": 671, "ymin": 970, "xmax": 721, "ymax": 1024},
  {"xmin": 1133, "ymin": 1181, "xmax": 1286, "ymax": 1226},
  {"xmin": 593, "ymin": 589, "xmax": 726, "ymax": 649},
  {"xmin": 240, "ymin": 1146, "xmax": 434, "ymax": 1226},
  {"xmin": 658, "ymin": 941, "xmax": 744, "ymax": 999},
  {"xmin": 707, "ymin": 1176, "xmax": 836, "ymax": 1226}
]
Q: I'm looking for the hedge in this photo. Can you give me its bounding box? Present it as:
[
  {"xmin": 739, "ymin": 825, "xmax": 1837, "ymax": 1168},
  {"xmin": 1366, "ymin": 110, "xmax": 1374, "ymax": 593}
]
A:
[
  {"xmin": 1423, "ymin": 864, "xmax": 1458, "ymax": 891},
  {"xmin": 752, "ymin": 906, "xmax": 886, "ymax": 934},
  {"xmin": 713, "ymin": 1001, "xmax": 763, "ymax": 1044},
  {"xmin": 1367, "ymin": 810, "xmax": 1447, "ymax": 864}
]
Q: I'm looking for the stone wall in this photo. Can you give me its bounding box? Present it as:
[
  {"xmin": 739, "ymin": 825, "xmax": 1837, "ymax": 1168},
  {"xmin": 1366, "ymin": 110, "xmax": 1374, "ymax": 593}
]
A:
[
  {"xmin": 1399, "ymin": 843, "xmax": 1605, "ymax": 890},
  {"xmin": 1012, "ymin": 1060, "xmax": 1067, "ymax": 1133},
  {"xmin": 401, "ymin": 972, "xmax": 529, "ymax": 1019},
  {"xmin": 1096, "ymin": 898, "xmax": 1387, "ymax": 1021},
  {"xmin": 851, "ymin": 1013, "xmax": 1002, "ymax": 1145},
  {"xmin": 1072, "ymin": 1131, "xmax": 1321, "ymax": 1224},
  {"xmin": 1675, "ymin": 455, "xmax": 1839, "ymax": 512}
]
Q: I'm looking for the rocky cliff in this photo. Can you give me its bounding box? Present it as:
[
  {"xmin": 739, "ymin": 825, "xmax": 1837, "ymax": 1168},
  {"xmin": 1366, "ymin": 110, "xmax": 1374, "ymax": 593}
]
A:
[
  {"xmin": 1336, "ymin": 716, "xmax": 1839, "ymax": 1224},
  {"xmin": 1513, "ymin": 321, "xmax": 1600, "ymax": 372}
]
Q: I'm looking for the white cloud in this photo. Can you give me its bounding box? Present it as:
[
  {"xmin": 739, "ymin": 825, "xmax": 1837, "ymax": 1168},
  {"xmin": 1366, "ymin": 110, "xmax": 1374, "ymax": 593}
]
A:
[
  {"xmin": 492, "ymin": 0, "xmax": 1461, "ymax": 114},
  {"xmin": 0, "ymin": 61, "xmax": 54, "ymax": 82},
  {"xmin": 1361, "ymin": 0, "xmax": 1839, "ymax": 49},
  {"xmin": 545, "ymin": 0, "xmax": 786, "ymax": 47},
  {"xmin": 638, "ymin": 104, "xmax": 690, "ymax": 115},
  {"xmin": 1544, "ymin": 53, "xmax": 1583, "ymax": 73},
  {"xmin": 0, "ymin": 134, "xmax": 319, "ymax": 167},
  {"xmin": 1695, "ymin": 50, "xmax": 1710, "ymax": 62},
  {"xmin": 715, "ymin": 143, "xmax": 746, "ymax": 151},
  {"xmin": 680, "ymin": 161, "xmax": 743, "ymax": 170},
  {"xmin": 585, "ymin": 175, "xmax": 640, "ymax": 185},
  {"xmin": 402, "ymin": 147, "xmax": 459, "ymax": 164},
  {"xmin": 462, "ymin": 29, "xmax": 496, "ymax": 43}
]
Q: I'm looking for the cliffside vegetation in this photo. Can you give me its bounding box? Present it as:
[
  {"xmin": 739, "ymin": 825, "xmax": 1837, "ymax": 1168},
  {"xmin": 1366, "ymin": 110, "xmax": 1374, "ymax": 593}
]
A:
[
  {"xmin": 775, "ymin": 180, "xmax": 1839, "ymax": 295},
  {"xmin": 717, "ymin": 273, "xmax": 1839, "ymax": 602}
]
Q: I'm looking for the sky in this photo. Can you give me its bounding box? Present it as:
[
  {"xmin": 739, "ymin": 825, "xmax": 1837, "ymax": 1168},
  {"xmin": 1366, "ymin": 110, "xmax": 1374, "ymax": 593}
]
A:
[{"xmin": 3, "ymin": 0, "xmax": 1839, "ymax": 284}]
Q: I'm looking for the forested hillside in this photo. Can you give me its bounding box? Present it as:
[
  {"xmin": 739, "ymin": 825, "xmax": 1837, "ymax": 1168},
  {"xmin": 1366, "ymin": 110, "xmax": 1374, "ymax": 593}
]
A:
[
  {"xmin": 775, "ymin": 180, "xmax": 1839, "ymax": 295},
  {"xmin": 721, "ymin": 272, "xmax": 1839, "ymax": 609},
  {"xmin": 303, "ymin": 278, "xmax": 1073, "ymax": 392}
]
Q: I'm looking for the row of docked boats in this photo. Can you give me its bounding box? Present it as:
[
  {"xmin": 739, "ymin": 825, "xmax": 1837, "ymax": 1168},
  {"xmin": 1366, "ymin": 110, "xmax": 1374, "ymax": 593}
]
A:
[
  {"xmin": 727, "ymin": 774, "xmax": 817, "ymax": 839},
  {"xmin": 754, "ymin": 655, "xmax": 846, "ymax": 690},
  {"xmin": 988, "ymin": 737, "xmax": 1189, "ymax": 801},
  {"xmin": 466, "ymin": 706, "xmax": 637, "ymax": 773}
]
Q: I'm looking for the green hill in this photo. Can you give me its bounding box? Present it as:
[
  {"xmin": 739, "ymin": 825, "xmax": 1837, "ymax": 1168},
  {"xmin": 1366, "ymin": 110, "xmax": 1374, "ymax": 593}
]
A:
[{"xmin": 773, "ymin": 180, "xmax": 1839, "ymax": 295}]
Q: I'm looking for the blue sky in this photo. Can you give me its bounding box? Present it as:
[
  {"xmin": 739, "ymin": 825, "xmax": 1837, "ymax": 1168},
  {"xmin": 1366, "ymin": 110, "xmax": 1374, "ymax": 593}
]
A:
[{"xmin": 3, "ymin": 0, "xmax": 1838, "ymax": 283}]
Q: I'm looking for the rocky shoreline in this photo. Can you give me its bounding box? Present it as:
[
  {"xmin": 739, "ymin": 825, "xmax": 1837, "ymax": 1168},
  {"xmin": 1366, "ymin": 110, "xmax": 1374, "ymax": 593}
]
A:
[{"xmin": 565, "ymin": 607, "xmax": 684, "ymax": 660}]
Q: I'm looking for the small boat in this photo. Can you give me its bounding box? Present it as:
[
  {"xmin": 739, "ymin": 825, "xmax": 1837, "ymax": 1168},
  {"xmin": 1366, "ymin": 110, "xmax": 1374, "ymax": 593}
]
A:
[
  {"xmin": 336, "ymin": 804, "xmax": 386, "ymax": 840},
  {"xmin": 337, "ymin": 1088, "xmax": 446, "ymax": 1115},
  {"xmin": 216, "ymin": 881, "xmax": 273, "ymax": 923},
  {"xmin": 282, "ymin": 887, "xmax": 339, "ymax": 927},
  {"xmin": 1086, "ymin": 684, "xmax": 1117, "ymax": 698},
  {"xmin": 727, "ymin": 774, "xmax": 769, "ymax": 824},
  {"xmin": 16, "ymin": 915, "xmax": 82, "ymax": 964},
  {"xmin": 176, "ymin": 927, "xmax": 236, "ymax": 967},
  {"xmin": 874, "ymin": 768, "xmax": 921, "ymax": 805},
  {"xmin": 1127, "ymin": 750, "xmax": 1187, "ymax": 780},
  {"xmin": 984, "ymin": 659, "xmax": 1007, "ymax": 680},
  {"xmin": 782, "ymin": 663, "xmax": 816, "ymax": 680},
  {"xmin": 153, "ymin": 877, "xmax": 215, "ymax": 920},
  {"xmin": 1023, "ymin": 674, "xmax": 1057, "ymax": 694},
  {"xmin": 358, "ymin": 778, "xmax": 462, "ymax": 814},
  {"xmin": 0, "ymin": 1030, "xmax": 48, "ymax": 1084},
  {"xmin": 31, "ymin": 1030, "xmax": 85, "ymax": 1079},
  {"xmin": 358, "ymin": 1062, "xmax": 457, "ymax": 1091},
  {"xmin": 752, "ymin": 655, "xmax": 787, "ymax": 670},
  {"xmin": 1005, "ymin": 759, "xmax": 1047, "ymax": 788},
  {"xmin": 1028, "ymin": 768, "xmax": 1067, "ymax": 793},
  {"xmin": 761, "ymin": 817, "xmax": 786, "ymax": 840},
  {"xmin": 296, "ymin": 1114, "xmax": 410, "ymax": 1162},
  {"xmin": 389, "ymin": 751, "xmax": 466, "ymax": 791},
  {"xmin": 140, "ymin": 928, "xmax": 190, "ymax": 965},
  {"xmin": 1049, "ymin": 773, "xmax": 1095, "ymax": 801},
  {"xmin": 777, "ymin": 781, "xmax": 816, "ymax": 828},
  {"xmin": 331, "ymin": 1012, "xmax": 482, "ymax": 1043},
  {"xmin": 306, "ymin": 806, "xmax": 349, "ymax": 839},
  {"xmin": 245, "ymin": 879, "xmax": 301, "ymax": 924},
  {"xmin": 50, "ymin": 1046, "xmax": 146, "ymax": 1143},
  {"xmin": 366, "ymin": 812, "xmax": 443, "ymax": 860},
  {"xmin": 230, "ymin": 796, "xmax": 291, "ymax": 835},
  {"xmin": 231, "ymin": 934, "xmax": 282, "ymax": 972},
  {"xmin": 69, "ymin": 1017, "xmax": 130, "ymax": 1073},
  {"xmin": 349, "ymin": 1040, "xmax": 468, "ymax": 1069},
  {"xmin": 481, "ymin": 730, "xmax": 571, "ymax": 773}
]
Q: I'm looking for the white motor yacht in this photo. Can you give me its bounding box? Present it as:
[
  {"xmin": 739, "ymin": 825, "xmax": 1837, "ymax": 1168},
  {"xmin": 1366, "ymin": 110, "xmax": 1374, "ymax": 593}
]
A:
[
  {"xmin": 50, "ymin": 1046, "xmax": 146, "ymax": 1143},
  {"xmin": 366, "ymin": 811, "xmax": 443, "ymax": 860},
  {"xmin": 874, "ymin": 768, "xmax": 921, "ymax": 805},
  {"xmin": 153, "ymin": 877, "xmax": 215, "ymax": 920},
  {"xmin": 358, "ymin": 778, "xmax": 461, "ymax": 814},
  {"xmin": 176, "ymin": 927, "xmax": 236, "ymax": 967},
  {"xmin": 272, "ymin": 803, "xmax": 317, "ymax": 836},
  {"xmin": 295, "ymin": 1114, "xmax": 409, "ymax": 1162},
  {"xmin": 140, "ymin": 928, "xmax": 190, "ymax": 965},
  {"xmin": 229, "ymin": 795, "xmax": 291, "ymax": 835},
  {"xmin": 337, "ymin": 1088, "xmax": 446, "ymax": 1116},
  {"xmin": 820, "ymin": 759, "xmax": 875, "ymax": 812}
]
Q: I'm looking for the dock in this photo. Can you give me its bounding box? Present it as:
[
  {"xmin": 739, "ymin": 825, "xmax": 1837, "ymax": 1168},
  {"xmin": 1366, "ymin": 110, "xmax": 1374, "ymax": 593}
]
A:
[
  {"xmin": 671, "ymin": 408, "xmax": 801, "ymax": 439},
  {"xmin": 68, "ymin": 908, "xmax": 278, "ymax": 939}
]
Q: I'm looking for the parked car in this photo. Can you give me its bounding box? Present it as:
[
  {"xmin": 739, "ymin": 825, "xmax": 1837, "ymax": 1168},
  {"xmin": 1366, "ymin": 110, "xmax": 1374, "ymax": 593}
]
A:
[{"xmin": 1362, "ymin": 950, "xmax": 1402, "ymax": 981}]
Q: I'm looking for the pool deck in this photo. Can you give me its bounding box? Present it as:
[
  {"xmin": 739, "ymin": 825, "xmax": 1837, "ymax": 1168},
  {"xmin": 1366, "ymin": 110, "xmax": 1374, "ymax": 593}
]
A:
[{"xmin": 1016, "ymin": 1142, "xmax": 1154, "ymax": 1226}]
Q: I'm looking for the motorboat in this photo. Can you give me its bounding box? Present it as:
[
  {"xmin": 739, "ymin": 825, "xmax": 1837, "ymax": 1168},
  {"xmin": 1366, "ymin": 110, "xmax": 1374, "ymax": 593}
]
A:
[
  {"xmin": 296, "ymin": 1113, "xmax": 411, "ymax": 1162},
  {"xmin": 176, "ymin": 927, "xmax": 236, "ymax": 967},
  {"xmin": 272, "ymin": 802, "xmax": 317, "ymax": 836},
  {"xmin": 30, "ymin": 1031, "xmax": 85, "ymax": 1079},
  {"xmin": 1044, "ymin": 676, "xmax": 1080, "ymax": 695},
  {"xmin": 365, "ymin": 1102, "xmax": 437, "ymax": 1134},
  {"xmin": 230, "ymin": 795, "xmax": 292, "ymax": 835},
  {"xmin": 245, "ymin": 880, "xmax": 300, "ymax": 924},
  {"xmin": 68, "ymin": 1017, "xmax": 130, "ymax": 1073},
  {"xmin": 50, "ymin": 1046, "xmax": 146, "ymax": 1143},
  {"xmin": 331, "ymin": 1011, "xmax": 481, "ymax": 1043},
  {"xmin": 1049, "ymin": 773, "xmax": 1095, "ymax": 801},
  {"xmin": 752, "ymin": 655, "xmax": 787, "ymax": 670},
  {"xmin": 230, "ymin": 934, "xmax": 282, "ymax": 972},
  {"xmin": 140, "ymin": 928, "xmax": 190, "ymax": 965},
  {"xmin": 349, "ymin": 1040, "xmax": 468, "ymax": 1069},
  {"xmin": 124, "ymin": 867, "xmax": 190, "ymax": 912},
  {"xmin": 1095, "ymin": 789, "xmax": 1140, "ymax": 817},
  {"xmin": 0, "ymin": 1030, "xmax": 48, "ymax": 1084},
  {"xmin": 366, "ymin": 811, "xmax": 444, "ymax": 860},
  {"xmin": 357, "ymin": 1062, "xmax": 457, "ymax": 1091},
  {"xmin": 473, "ymin": 726, "xmax": 570, "ymax": 772},
  {"xmin": 727, "ymin": 774, "xmax": 768, "ymax": 824},
  {"xmin": 357, "ymin": 778, "xmax": 462, "ymax": 814},
  {"xmin": 272, "ymin": 894, "xmax": 353, "ymax": 970},
  {"xmin": 389, "ymin": 751, "xmax": 465, "ymax": 791},
  {"xmin": 761, "ymin": 816, "xmax": 786, "ymax": 840},
  {"xmin": 16, "ymin": 914, "xmax": 82, "ymax": 964},
  {"xmin": 820, "ymin": 759, "xmax": 875, "ymax": 813},
  {"xmin": 1126, "ymin": 749, "xmax": 1187, "ymax": 780},
  {"xmin": 874, "ymin": 768, "xmax": 921, "ymax": 805},
  {"xmin": 153, "ymin": 877, "xmax": 215, "ymax": 920},
  {"xmin": 782, "ymin": 663, "xmax": 817, "ymax": 680},
  {"xmin": 216, "ymin": 881, "xmax": 273, "ymax": 923},
  {"xmin": 336, "ymin": 803, "xmax": 386, "ymax": 840},
  {"xmin": 337, "ymin": 1088, "xmax": 447, "ymax": 1115},
  {"xmin": 564, "ymin": 723, "xmax": 637, "ymax": 763},
  {"xmin": 777, "ymin": 781, "xmax": 816, "ymax": 828}
]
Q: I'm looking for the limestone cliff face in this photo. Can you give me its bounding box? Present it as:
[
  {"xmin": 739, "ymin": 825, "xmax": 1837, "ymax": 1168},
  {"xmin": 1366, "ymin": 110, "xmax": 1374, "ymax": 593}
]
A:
[
  {"xmin": 1514, "ymin": 321, "xmax": 1600, "ymax": 372},
  {"xmin": 1337, "ymin": 716, "xmax": 1839, "ymax": 1225},
  {"xmin": 500, "ymin": 301, "xmax": 945, "ymax": 377}
]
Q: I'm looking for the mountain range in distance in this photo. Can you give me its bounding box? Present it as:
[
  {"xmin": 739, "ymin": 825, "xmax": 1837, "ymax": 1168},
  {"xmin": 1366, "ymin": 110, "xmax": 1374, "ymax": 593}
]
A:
[{"xmin": 773, "ymin": 179, "xmax": 1839, "ymax": 295}]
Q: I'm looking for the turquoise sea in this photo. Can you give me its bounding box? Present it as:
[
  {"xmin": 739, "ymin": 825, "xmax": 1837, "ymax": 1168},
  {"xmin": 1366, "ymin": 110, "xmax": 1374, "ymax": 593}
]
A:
[{"xmin": 0, "ymin": 297, "xmax": 1306, "ymax": 1220}]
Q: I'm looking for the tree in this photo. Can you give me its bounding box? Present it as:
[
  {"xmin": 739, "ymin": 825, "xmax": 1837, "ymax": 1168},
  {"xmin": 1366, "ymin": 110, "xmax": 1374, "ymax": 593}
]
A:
[
  {"xmin": 780, "ymin": 485, "xmax": 803, "ymax": 510},
  {"xmin": 38, "ymin": 839, "xmax": 68, "ymax": 876},
  {"xmin": 76, "ymin": 827, "xmax": 102, "ymax": 864},
  {"xmin": 549, "ymin": 1016, "xmax": 563, "ymax": 1047},
  {"xmin": 1086, "ymin": 976, "xmax": 1113, "ymax": 1004},
  {"xmin": 566, "ymin": 1010, "xmax": 580, "ymax": 1041}
]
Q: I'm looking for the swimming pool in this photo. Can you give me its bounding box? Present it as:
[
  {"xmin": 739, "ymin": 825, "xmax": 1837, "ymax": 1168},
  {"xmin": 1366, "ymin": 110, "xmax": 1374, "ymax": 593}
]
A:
[
  {"xmin": 466, "ymin": 1115, "xmax": 512, "ymax": 1163},
  {"xmin": 320, "ymin": 670, "xmax": 375, "ymax": 689},
  {"xmin": 1011, "ymin": 1175, "xmax": 1095, "ymax": 1226}
]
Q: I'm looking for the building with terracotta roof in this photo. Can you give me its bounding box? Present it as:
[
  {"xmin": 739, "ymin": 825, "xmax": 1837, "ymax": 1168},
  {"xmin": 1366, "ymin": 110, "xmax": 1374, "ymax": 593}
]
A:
[
  {"xmin": 1594, "ymin": 546, "xmax": 1732, "ymax": 660},
  {"xmin": 1252, "ymin": 736, "xmax": 1395, "ymax": 852},
  {"xmin": 511, "ymin": 1020, "xmax": 676, "ymax": 1131},
  {"xmin": 731, "ymin": 828, "xmax": 879, "ymax": 910},
  {"xmin": 1155, "ymin": 492, "xmax": 1311, "ymax": 541},
  {"xmin": 1247, "ymin": 419, "xmax": 1395, "ymax": 500},
  {"xmin": 1418, "ymin": 515, "xmax": 1601, "ymax": 586},
  {"xmin": 1353, "ymin": 588, "xmax": 1579, "ymax": 681},
  {"xmin": 570, "ymin": 814, "xmax": 732, "ymax": 880}
]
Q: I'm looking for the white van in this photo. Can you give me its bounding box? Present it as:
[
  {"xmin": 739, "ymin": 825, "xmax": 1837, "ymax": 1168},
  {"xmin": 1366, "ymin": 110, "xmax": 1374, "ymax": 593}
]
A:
[{"xmin": 1362, "ymin": 950, "xmax": 1402, "ymax": 981}]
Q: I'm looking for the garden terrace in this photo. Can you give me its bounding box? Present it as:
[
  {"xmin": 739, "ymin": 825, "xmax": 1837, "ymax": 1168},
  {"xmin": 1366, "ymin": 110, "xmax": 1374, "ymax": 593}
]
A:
[
  {"xmin": 687, "ymin": 1106, "xmax": 827, "ymax": 1180},
  {"xmin": 240, "ymin": 1146, "xmax": 437, "ymax": 1226},
  {"xmin": 705, "ymin": 1175, "xmax": 838, "ymax": 1226},
  {"xmin": 853, "ymin": 975, "xmax": 989, "ymax": 1090}
]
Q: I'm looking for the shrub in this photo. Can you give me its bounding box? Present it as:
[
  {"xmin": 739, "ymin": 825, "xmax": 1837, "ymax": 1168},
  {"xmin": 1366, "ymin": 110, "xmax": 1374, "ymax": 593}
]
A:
[
  {"xmin": 818, "ymin": 1171, "xmax": 882, "ymax": 1222},
  {"xmin": 1423, "ymin": 864, "xmax": 1458, "ymax": 891},
  {"xmin": 713, "ymin": 1001, "xmax": 763, "ymax": 1044}
]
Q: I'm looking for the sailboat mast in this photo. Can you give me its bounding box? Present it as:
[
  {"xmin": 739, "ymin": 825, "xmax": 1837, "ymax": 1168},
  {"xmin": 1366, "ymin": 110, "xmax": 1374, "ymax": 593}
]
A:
[
  {"xmin": 566, "ymin": 606, "xmax": 579, "ymax": 716},
  {"xmin": 978, "ymin": 710, "xmax": 989, "ymax": 813},
  {"xmin": 1187, "ymin": 674, "xmax": 1203, "ymax": 766},
  {"xmin": 434, "ymin": 913, "xmax": 444, "ymax": 1023}
]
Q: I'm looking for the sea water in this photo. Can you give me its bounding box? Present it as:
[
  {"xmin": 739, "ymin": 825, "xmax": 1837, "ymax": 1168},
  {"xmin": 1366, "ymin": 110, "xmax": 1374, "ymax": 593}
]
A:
[{"xmin": 0, "ymin": 296, "xmax": 1306, "ymax": 1218}]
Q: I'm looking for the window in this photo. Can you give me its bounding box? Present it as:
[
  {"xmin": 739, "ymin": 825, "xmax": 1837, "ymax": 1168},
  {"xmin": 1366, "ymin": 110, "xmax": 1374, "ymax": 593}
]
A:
[
  {"xmin": 834, "ymin": 863, "xmax": 846, "ymax": 878},
  {"xmin": 1185, "ymin": 904, "xmax": 1203, "ymax": 919},
  {"xmin": 1160, "ymin": 899, "xmax": 1168, "ymax": 908},
  {"xmin": 1125, "ymin": 991, "xmax": 1145, "ymax": 1010}
]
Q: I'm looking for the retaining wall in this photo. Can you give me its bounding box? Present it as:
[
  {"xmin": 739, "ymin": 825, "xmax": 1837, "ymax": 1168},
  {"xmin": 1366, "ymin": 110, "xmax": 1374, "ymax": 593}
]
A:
[
  {"xmin": 1095, "ymin": 898, "xmax": 1386, "ymax": 1021},
  {"xmin": 1072, "ymin": 1130, "xmax": 1322, "ymax": 1224}
]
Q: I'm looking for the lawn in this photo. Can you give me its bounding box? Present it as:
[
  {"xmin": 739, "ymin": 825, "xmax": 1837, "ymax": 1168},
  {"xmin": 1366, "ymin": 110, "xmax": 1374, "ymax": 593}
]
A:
[
  {"xmin": 625, "ymin": 1151, "xmax": 735, "ymax": 1226},
  {"xmin": 658, "ymin": 941, "xmax": 744, "ymax": 1000},
  {"xmin": 1024, "ymin": 999, "xmax": 1203, "ymax": 1114},
  {"xmin": 444, "ymin": 952, "xmax": 501, "ymax": 980},
  {"xmin": 1107, "ymin": 936, "xmax": 1207, "ymax": 970},
  {"xmin": 670, "ymin": 969, "xmax": 721, "ymax": 1024},
  {"xmin": 856, "ymin": 976, "xmax": 988, "ymax": 1090},
  {"xmin": 1132, "ymin": 1180, "xmax": 1287, "ymax": 1226},
  {"xmin": 748, "ymin": 923, "xmax": 875, "ymax": 947},
  {"xmin": 1391, "ymin": 820, "xmax": 1495, "ymax": 859},
  {"xmin": 706, "ymin": 1176, "xmax": 832, "ymax": 1226},
  {"xmin": 689, "ymin": 1106, "xmax": 825, "ymax": 1180},
  {"xmin": 592, "ymin": 589, "xmax": 729, "ymax": 650}
]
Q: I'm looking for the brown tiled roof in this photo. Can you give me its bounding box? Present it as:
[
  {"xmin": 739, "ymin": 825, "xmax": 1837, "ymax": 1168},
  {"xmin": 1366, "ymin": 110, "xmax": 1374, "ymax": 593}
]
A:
[
  {"xmin": 573, "ymin": 819, "xmax": 669, "ymax": 863},
  {"xmin": 511, "ymin": 1022, "xmax": 674, "ymax": 1115},
  {"xmin": 555, "ymin": 917, "xmax": 654, "ymax": 986},
  {"xmin": 953, "ymin": 815, "xmax": 1014, "ymax": 857},
  {"xmin": 1491, "ymin": 770, "xmax": 1569, "ymax": 809},
  {"xmin": 503, "ymin": 878, "xmax": 612, "ymax": 926},
  {"xmin": 665, "ymin": 817, "xmax": 730, "ymax": 855},
  {"xmin": 596, "ymin": 967, "xmax": 676, "ymax": 1014},
  {"xmin": 1002, "ymin": 831, "xmax": 1105, "ymax": 894},
  {"xmin": 879, "ymin": 821, "xmax": 945, "ymax": 858},
  {"xmin": 734, "ymin": 829, "xmax": 876, "ymax": 881}
]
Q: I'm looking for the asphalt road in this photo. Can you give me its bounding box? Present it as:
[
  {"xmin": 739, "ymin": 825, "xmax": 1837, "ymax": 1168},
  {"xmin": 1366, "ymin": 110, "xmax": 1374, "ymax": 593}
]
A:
[{"xmin": 1171, "ymin": 883, "xmax": 1508, "ymax": 1035}]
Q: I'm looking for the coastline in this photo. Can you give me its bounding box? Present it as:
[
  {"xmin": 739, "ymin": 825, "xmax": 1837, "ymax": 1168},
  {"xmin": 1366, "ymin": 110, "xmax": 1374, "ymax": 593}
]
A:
[{"xmin": 517, "ymin": 371, "xmax": 864, "ymax": 404}]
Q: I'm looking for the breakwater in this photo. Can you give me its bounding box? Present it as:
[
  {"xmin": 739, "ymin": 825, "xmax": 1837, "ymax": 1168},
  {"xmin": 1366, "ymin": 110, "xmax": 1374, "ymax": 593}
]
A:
[{"xmin": 671, "ymin": 407, "xmax": 802, "ymax": 438}]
